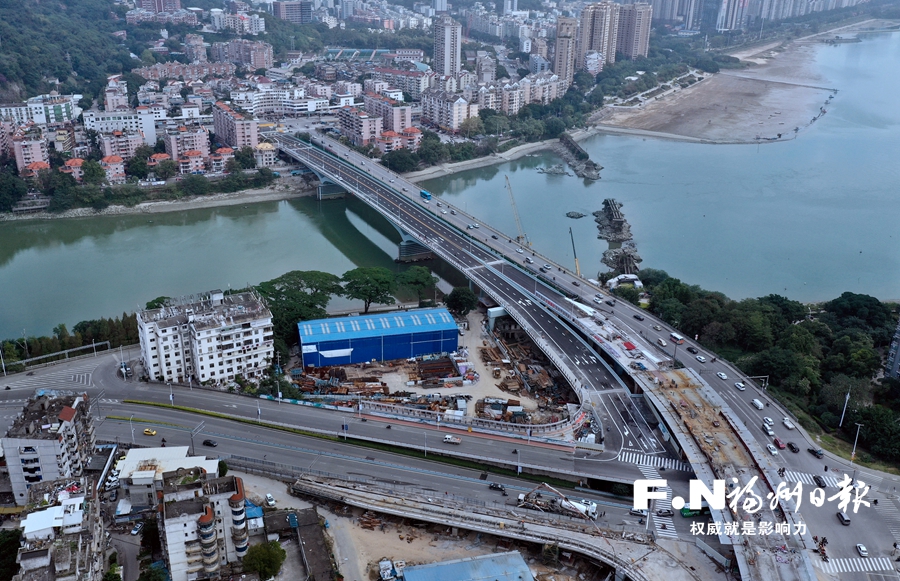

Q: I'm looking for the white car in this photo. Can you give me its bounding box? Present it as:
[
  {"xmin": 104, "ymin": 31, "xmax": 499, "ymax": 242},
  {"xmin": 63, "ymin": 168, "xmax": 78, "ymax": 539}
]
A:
[
  {"xmin": 734, "ymin": 382, "xmax": 746, "ymax": 390},
  {"xmin": 441, "ymin": 210, "xmax": 447, "ymax": 214},
  {"xmin": 782, "ymin": 417, "xmax": 795, "ymax": 429},
  {"xmin": 716, "ymin": 372, "xmax": 727, "ymax": 380},
  {"xmin": 766, "ymin": 444, "xmax": 779, "ymax": 456},
  {"xmin": 696, "ymin": 355, "xmax": 706, "ymax": 363},
  {"xmin": 265, "ymin": 494, "xmax": 276, "ymax": 507},
  {"xmin": 516, "ymin": 248, "xmax": 524, "ymax": 254},
  {"xmin": 857, "ymin": 544, "xmax": 868, "ymax": 557},
  {"xmin": 763, "ymin": 417, "xmax": 774, "ymax": 426}
]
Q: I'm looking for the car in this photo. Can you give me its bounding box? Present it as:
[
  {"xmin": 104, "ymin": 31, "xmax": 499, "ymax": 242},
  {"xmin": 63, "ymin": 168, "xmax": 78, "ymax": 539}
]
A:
[
  {"xmin": 696, "ymin": 355, "xmax": 706, "ymax": 363},
  {"xmin": 856, "ymin": 544, "xmax": 868, "ymax": 557},
  {"xmin": 539, "ymin": 267, "xmax": 548, "ymax": 273},
  {"xmin": 402, "ymin": 187, "xmax": 408, "ymax": 192},
  {"xmin": 450, "ymin": 210, "xmax": 456, "ymax": 215},
  {"xmin": 734, "ymin": 382, "xmax": 746, "ymax": 390},
  {"xmin": 787, "ymin": 442, "xmax": 800, "ymax": 453},
  {"xmin": 265, "ymin": 494, "xmax": 276, "ymax": 507},
  {"xmin": 633, "ymin": 314, "xmax": 645, "ymax": 321},
  {"xmin": 716, "ymin": 372, "xmax": 728, "ymax": 380},
  {"xmin": 202, "ymin": 439, "xmax": 217, "ymax": 447},
  {"xmin": 605, "ymin": 300, "xmax": 616, "ymax": 307},
  {"xmin": 436, "ymin": 202, "xmax": 442, "ymax": 207},
  {"xmin": 595, "ymin": 293, "xmax": 603, "ymax": 299},
  {"xmin": 389, "ymin": 179, "xmax": 395, "ymax": 183},
  {"xmin": 543, "ymin": 264, "xmax": 552, "ymax": 270},
  {"xmin": 143, "ymin": 428, "xmax": 157, "ymax": 436},
  {"xmin": 572, "ymin": 281, "xmax": 580, "ymax": 286},
  {"xmin": 131, "ymin": 522, "xmax": 144, "ymax": 536},
  {"xmin": 766, "ymin": 444, "xmax": 779, "ymax": 456},
  {"xmin": 762, "ymin": 424, "xmax": 775, "ymax": 436},
  {"xmin": 763, "ymin": 417, "xmax": 774, "ymax": 425},
  {"xmin": 525, "ymin": 257, "xmax": 534, "ymax": 264},
  {"xmin": 652, "ymin": 325, "xmax": 662, "ymax": 331},
  {"xmin": 773, "ymin": 438, "xmax": 786, "ymax": 449},
  {"xmin": 593, "ymin": 298, "xmax": 603, "ymax": 305},
  {"xmin": 516, "ymin": 248, "xmax": 524, "ymax": 254},
  {"xmin": 473, "ymin": 223, "xmax": 480, "ymax": 228},
  {"xmin": 656, "ymin": 509, "xmax": 674, "ymax": 517},
  {"xmin": 109, "ymin": 490, "xmax": 117, "ymax": 502},
  {"xmin": 687, "ymin": 346, "xmax": 699, "ymax": 354},
  {"xmin": 813, "ymin": 475, "xmax": 827, "ymax": 488},
  {"xmin": 629, "ymin": 508, "xmax": 648, "ymax": 517},
  {"xmin": 782, "ymin": 417, "xmax": 795, "ymax": 430},
  {"xmin": 808, "ymin": 448, "xmax": 825, "ymax": 458},
  {"xmin": 488, "ymin": 482, "xmax": 505, "ymax": 491},
  {"xmin": 491, "ymin": 234, "xmax": 498, "ymax": 240},
  {"xmin": 466, "ymin": 224, "xmax": 474, "ymax": 229},
  {"xmin": 441, "ymin": 210, "xmax": 447, "ymax": 214}
]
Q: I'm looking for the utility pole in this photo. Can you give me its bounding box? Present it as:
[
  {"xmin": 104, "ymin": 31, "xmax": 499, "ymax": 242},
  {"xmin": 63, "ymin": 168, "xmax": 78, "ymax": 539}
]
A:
[{"xmin": 850, "ymin": 423, "xmax": 863, "ymax": 466}]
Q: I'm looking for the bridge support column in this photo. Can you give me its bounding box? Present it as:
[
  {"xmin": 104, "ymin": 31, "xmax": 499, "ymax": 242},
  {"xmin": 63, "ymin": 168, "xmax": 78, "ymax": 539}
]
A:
[
  {"xmin": 398, "ymin": 232, "xmax": 433, "ymax": 262},
  {"xmin": 614, "ymin": 567, "xmax": 625, "ymax": 581},
  {"xmin": 317, "ymin": 183, "xmax": 347, "ymax": 200}
]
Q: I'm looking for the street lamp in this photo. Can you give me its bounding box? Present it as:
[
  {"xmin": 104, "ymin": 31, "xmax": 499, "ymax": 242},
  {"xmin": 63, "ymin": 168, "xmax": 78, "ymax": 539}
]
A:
[
  {"xmin": 424, "ymin": 431, "xmax": 427, "ymax": 458},
  {"xmin": 129, "ymin": 414, "xmax": 135, "ymax": 445},
  {"xmin": 850, "ymin": 423, "xmax": 863, "ymax": 467}
]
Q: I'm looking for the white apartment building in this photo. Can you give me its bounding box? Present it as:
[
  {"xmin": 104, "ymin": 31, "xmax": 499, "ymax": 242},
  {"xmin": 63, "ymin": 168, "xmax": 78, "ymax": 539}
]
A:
[
  {"xmin": 212, "ymin": 102, "xmax": 259, "ymax": 149},
  {"xmin": 372, "ymin": 68, "xmax": 434, "ymax": 100},
  {"xmin": 363, "ymin": 92, "xmax": 412, "ymax": 133},
  {"xmin": 0, "ymin": 94, "xmax": 82, "ymax": 126},
  {"xmin": 138, "ymin": 290, "xmax": 273, "ymax": 385},
  {"xmin": 433, "ymin": 15, "xmax": 462, "ymax": 76},
  {"xmin": 100, "ymin": 131, "xmax": 145, "ymax": 160},
  {"xmin": 83, "ymin": 107, "xmax": 157, "ymax": 145},
  {"xmin": 230, "ymin": 87, "xmax": 329, "ymax": 117},
  {"xmin": 421, "ymin": 89, "xmax": 478, "ymax": 132},
  {"xmin": 2, "ymin": 394, "xmax": 96, "ymax": 505}
]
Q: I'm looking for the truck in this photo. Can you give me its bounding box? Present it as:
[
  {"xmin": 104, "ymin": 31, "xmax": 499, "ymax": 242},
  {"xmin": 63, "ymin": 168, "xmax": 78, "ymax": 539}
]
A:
[
  {"xmin": 442, "ymin": 435, "xmax": 461, "ymax": 444},
  {"xmin": 517, "ymin": 483, "xmax": 599, "ymax": 520},
  {"xmin": 420, "ymin": 189, "xmax": 432, "ymax": 201},
  {"xmin": 782, "ymin": 417, "xmax": 795, "ymax": 430}
]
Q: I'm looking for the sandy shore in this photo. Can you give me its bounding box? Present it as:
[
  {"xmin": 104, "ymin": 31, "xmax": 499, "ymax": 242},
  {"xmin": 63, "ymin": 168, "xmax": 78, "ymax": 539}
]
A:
[{"xmin": 0, "ymin": 177, "xmax": 315, "ymax": 222}]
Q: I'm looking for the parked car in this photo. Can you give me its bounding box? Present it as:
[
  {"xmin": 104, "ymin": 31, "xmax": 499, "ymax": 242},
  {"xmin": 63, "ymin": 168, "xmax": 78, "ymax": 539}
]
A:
[
  {"xmin": 265, "ymin": 494, "xmax": 276, "ymax": 507},
  {"xmin": 131, "ymin": 522, "xmax": 144, "ymax": 536}
]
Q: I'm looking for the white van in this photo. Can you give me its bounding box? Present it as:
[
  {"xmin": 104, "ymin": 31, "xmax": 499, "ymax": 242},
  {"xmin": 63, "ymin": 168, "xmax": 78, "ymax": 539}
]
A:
[
  {"xmin": 751, "ymin": 399, "xmax": 764, "ymax": 410},
  {"xmin": 657, "ymin": 338, "xmax": 667, "ymax": 347}
]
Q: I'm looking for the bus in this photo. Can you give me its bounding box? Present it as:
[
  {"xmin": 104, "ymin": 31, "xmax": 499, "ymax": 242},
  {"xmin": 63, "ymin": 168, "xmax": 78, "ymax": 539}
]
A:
[
  {"xmin": 669, "ymin": 332, "xmax": 685, "ymax": 345},
  {"xmin": 420, "ymin": 190, "xmax": 432, "ymax": 200},
  {"xmin": 680, "ymin": 504, "xmax": 710, "ymax": 518}
]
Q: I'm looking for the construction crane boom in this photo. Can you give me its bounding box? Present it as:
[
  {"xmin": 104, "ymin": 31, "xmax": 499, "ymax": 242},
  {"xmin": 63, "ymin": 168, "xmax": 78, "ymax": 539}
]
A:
[
  {"xmin": 505, "ymin": 175, "xmax": 530, "ymax": 247},
  {"xmin": 569, "ymin": 227, "xmax": 580, "ymax": 277}
]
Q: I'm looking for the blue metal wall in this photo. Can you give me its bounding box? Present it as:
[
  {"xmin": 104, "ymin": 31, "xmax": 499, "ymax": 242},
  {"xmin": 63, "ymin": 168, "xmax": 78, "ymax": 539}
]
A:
[{"xmin": 302, "ymin": 329, "xmax": 458, "ymax": 367}]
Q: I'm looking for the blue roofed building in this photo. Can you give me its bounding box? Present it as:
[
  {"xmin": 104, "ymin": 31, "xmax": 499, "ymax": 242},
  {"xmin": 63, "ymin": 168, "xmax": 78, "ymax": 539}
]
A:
[
  {"xmin": 401, "ymin": 551, "xmax": 534, "ymax": 581},
  {"xmin": 298, "ymin": 307, "xmax": 459, "ymax": 367}
]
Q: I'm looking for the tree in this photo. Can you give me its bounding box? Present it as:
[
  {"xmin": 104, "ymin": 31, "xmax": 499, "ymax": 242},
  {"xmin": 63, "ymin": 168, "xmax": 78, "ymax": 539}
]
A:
[
  {"xmin": 397, "ymin": 266, "xmax": 438, "ymax": 304},
  {"xmin": 460, "ymin": 117, "xmax": 484, "ymax": 138},
  {"xmin": 234, "ymin": 146, "xmax": 257, "ymax": 169},
  {"xmin": 543, "ymin": 117, "xmax": 566, "ymax": 138},
  {"xmin": 224, "ymin": 158, "xmax": 242, "ymax": 175},
  {"xmin": 154, "ymin": 160, "xmax": 178, "ymax": 180},
  {"xmin": 139, "ymin": 519, "xmax": 161, "ymax": 555},
  {"xmin": 380, "ymin": 148, "xmax": 419, "ymax": 173},
  {"xmin": 145, "ymin": 296, "xmax": 170, "ymax": 309},
  {"xmin": 218, "ymin": 460, "xmax": 228, "ymax": 477},
  {"xmin": 243, "ymin": 541, "xmax": 287, "ymax": 579},
  {"xmin": 81, "ymin": 160, "xmax": 106, "ymax": 185},
  {"xmin": 179, "ymin": 174, "xmax": 210, "ymax": 197},
  {"xmin": 125, "ymin": 145, "xmax": 155, "ymax": 179},
  {"xmin": 136, "ymin": 567, "xmax": 166, "ymax": 581},
  {"xmin": 0, "ymin": 529, "xmax": 21, "ymax": 581},
  {"xmin": 416, "ymin": 140, "xmax": 446, "ymax": 165},
  {"xmin": 446, "ymin": 287, "xmax": 478, "ymax": 317},
  {"xmin": 342, "ymin": 267, "xmax": 396, "ymax": 313},
  {"xmin": 484, "ymin": 115, "xmax": 509, "ymax": 136},
  {"xmin": 0, "ymin": 171, "xmax": 27, "ymax": 212}
]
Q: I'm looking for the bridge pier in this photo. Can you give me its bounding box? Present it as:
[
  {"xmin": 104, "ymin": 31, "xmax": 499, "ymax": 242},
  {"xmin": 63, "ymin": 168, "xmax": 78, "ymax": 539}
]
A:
[
  {"xmin": 398, "ymin": 232, "xmax": 433, "ymax": 262},
  {"xmin": 316, "ymin": 183, "xmax": 347, "ymax": 200}
]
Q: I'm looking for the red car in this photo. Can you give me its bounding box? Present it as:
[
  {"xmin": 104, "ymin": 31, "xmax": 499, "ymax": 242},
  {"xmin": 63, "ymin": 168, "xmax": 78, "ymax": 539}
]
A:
[{"xmin": 773, "ymin": 438, "xmax": 786, "ymax": 450}]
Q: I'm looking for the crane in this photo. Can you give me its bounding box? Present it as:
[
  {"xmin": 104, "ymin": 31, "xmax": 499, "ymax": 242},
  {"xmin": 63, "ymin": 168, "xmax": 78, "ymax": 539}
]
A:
[
  {"xmin": 569, "ymin": 227, "xmax": 581, "ymax": 277},
  {"xmin": 505, "ymin": 175, "xmax": 530, "ymax": 247}
]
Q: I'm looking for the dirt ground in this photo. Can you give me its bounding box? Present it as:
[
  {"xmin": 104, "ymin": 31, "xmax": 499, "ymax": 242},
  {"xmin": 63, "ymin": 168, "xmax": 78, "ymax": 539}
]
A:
[{"xmin": 598, "ymin": 40, "xmax": 834, "ymax": 142}]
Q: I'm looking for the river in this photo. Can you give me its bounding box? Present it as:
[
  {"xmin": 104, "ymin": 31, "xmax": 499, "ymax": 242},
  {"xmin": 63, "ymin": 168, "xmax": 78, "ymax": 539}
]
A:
[{"xmin": 1, "ymin": 33, "xmax": 898, "ymax": 338}]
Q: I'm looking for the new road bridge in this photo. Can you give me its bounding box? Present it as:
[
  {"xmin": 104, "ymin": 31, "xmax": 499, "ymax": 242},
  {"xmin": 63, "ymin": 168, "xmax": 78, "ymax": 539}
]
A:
[{"xmin": 270, "ymin": 132, "xmax": 626, "ymax": 411}]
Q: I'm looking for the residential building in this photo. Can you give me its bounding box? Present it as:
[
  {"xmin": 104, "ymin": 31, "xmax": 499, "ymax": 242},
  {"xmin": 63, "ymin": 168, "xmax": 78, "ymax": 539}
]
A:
[
  {"xmin": 125, "ymin": 8, "xmax": 198, "ymax": 24},
  {"xmin": 273, "ymin": 1, "xmax": 313, "ymax": 23},
  {"xmin": 0, "ymin": 94, "xmax": 82, "ymax": 126},
  {"xmin": 164, "ymin": 124, "xmax": 211, "ymax": 160},
  {"xmin": 100, "ymin": 131, "xmax": 144, "ymax": 160},
  {"xmin": 148, "ymin": 152, "xmax": 172, "ymax": 171},
  {"xmin": 132, "ymin": 62, "xmax": 236, "ymax": 82},
  {"xmin": 616, "ymin": 3, "xmax": 652, "ymax": 60},
  {"xmin": 577, "ymin": 2, "xmax": 619, "ymax": 68},
  {"xmin": 363, "ymin": 92, "xmax": 412, "ymax": 133},
  {"xmin": 82, "ymin": 108, "xmax": 158, "ymax": 145},
  {"xmin": 341, "ymin": 0, "xmax": 355, "ymax": 19},
  {"xmin": 254, "ymin": 142, "xmax": 277, "ymax": 167},
  {"xmin": 531, "ymin": 37, "xmax": 549, "ymax": 59},
  {"xmin": 213, "ymin": 102, "xmax": 259, "ymax": 148},
  {"xmin": 372, "ymin": 68, "xmax": 433, "ymax": 100},
  {"xmin": 100, "ymin": 155, "xmax": 127, "ymax": 184},
  {"xmin": 177, "ymin": 150, "xmax": 206, "ymax": 174},
  {"xmin": 421, "ymin": 89, "xmax": 478, "ymax": 132},
  {"xmin": 553, "ymin": 16, "xmax": 577, "ymax": 89},
  {"xmin": 1, "ymin": 393, "xmax": 95, "ymax": 505},
  {"xmin": 12, "ymin": 125, "xmax": 49, "ymax": 175},
  {"xmin": 209, "ymin": 146, "xmax": 234, "ymax": 172},
  {"xmin": 184, "ymin": 34, "xmax": 208, "ymax": 63},
  {"xmin": 529, "ymin": 54, "xmax": 551, "ymax": 74},
  {"xmin": 211, "ymin": 39, "xmax": 274, "ymax": 70},
  {"xmin": 160, "ymin": 472, "xmax": 251, "ymax": 581},
  {"xmin": 476, "ymin": 55, "xmax": 497, "ymax": 83},
  {"xmin": 111, "ymin": 446, "xmax": 219, "ymax": 511},
  {"xmin": 104, "ymin": 75, "xmax": 130, "ymax": 111},
  {"xmin": 137, "ymin": 289, "xmax": 274, "ymax": 384},
  {"xmin": 520, "ymin": 72, "xmax": 563, "ymax": 105},
  {"xmin": 393, "ymin": 48, "xmax": 425, "ymax": 62},
  {"xmin": 433, "ymin": 15, "xmax": 462, "ymax": 76},
  {"xmin": 210, "ymin": 10, "xmax": 266, "ymax": 35},
  {"xmin": 59, "ymin": 158, "xmax": 85, "ymax": 182},
  {"xmin": 433, "ymin": 0, "xmax": 447, "ymax": 11},
  {"xmin": 337, "ymin": 106, "xmax": 383, "ymax": 146},
  {"xmin": 139, "ymin": 0, "xmax": 182, "ymax": 12}
]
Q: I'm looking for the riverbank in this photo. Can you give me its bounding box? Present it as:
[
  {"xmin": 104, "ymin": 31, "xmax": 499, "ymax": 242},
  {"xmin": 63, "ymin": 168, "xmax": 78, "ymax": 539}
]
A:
[
  {"xmin": 591, "ymin": 20, "xmax": 897, "ymax": 143},
  {"xmin": 403, "ymin": 126, "xmax": 602, "ymax": 182},
  {"xmin": 0, "ymin": 177, "xmax": 315, "ymax": 222}
]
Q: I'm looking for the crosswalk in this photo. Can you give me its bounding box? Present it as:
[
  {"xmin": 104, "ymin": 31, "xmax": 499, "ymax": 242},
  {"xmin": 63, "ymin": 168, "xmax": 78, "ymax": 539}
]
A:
[
  {"xmin": 4, "ymin": 361, "xmax": 100, "ymax": 392},
  {"xmin": 876, "ymin": 500, "xmax": 900, "ymax": 544},
  {"xmin": 783, "ymin": 471, "xmax": 841, "ymax": 488},
  {"xmin": 619, "ymin": 451, "xmax": 692, "ymax": 472},
  {"xmin": 813, "ymin": 556, "xmax": 894, "ymax": 574},
  {"xmin": 638, "ymin": 466, "xmax": 678, "ymax": 539}
]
